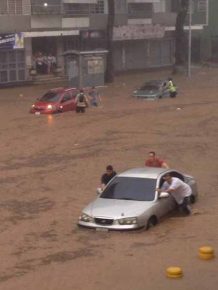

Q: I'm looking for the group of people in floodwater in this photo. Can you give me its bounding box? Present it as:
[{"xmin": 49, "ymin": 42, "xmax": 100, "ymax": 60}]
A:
[
  {"xmin": 74, "ymin": 77, "xmax": 177, "ymax": 113},
  {"xmin": 75, "ymin": 86, "xmax": 102, "ymax": 113},
  {"xmin": 98, "ymin": 151, "xmax": 192, "ymax": 216}
]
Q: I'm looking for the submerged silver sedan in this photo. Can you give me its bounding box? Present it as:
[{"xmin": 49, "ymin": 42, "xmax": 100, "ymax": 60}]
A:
[
  {"xmin": 132, "ymin": 80, "xmax": 170, "ymax": 100},
  {"xmin": 78, "ymin": 167, "xmax": 198, "ymax": 230}
]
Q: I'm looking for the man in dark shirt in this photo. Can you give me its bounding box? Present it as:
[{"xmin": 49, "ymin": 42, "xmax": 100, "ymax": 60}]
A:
[{"xmin": 100, "ymin": 165, "xmax": 117, "ymax": 191}]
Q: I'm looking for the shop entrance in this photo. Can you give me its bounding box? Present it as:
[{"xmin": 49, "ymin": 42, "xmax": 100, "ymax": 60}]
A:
[{"xmin": 32, "ymin": 37, "xmax": 57, "ymax": 74}]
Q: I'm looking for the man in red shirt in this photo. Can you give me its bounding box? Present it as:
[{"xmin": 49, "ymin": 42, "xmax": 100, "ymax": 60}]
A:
[{"xmin": 145, "ymin": 151, "xmax": 169, "ymax": 168}]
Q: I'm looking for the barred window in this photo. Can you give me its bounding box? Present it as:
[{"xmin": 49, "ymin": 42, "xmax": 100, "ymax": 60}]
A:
[
  {"xmin": 91, "ymin": 0, "xmax": 104, "ymax": 14},
  {"xmin": 0, "ymin": 0, "xmax": 23, "ymax": 15},
  {"xmin": 64, "ymin": 0, "xmax": 104, "ymax": 16},
  {"xmin": 0, "ymin": 0, "xmax": 7, "ymax": 14},
  {"xmin": 128, "ymin": 3, "xmax": 152, "ymax": 19},
  {"xmin": 64, "ymin": 3, "xmax": 89, "ymax": 16},
  {"xmin": 197, "ymin": 0, "xmax": 207, "ymax": 12},
  {"xmin": 31, "ymin": 0, "xmax": 61, "ymax": 15},
  {"xmin": 115, "ymin": 0, "xmax": 127, "ymax": 14}
]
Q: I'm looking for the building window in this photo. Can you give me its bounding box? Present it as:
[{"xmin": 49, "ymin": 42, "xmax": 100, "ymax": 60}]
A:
[
  {"xmin": 63, "ymin": 1, "xmax": 104, "ymax": 17},
  {"xmin": 197, "ymin": 0, "xmax": 207, "ymax": 12},
  {"xmin": 91, "ymin": 0, "xmax": 104, "ymax": 14},
  {"xmin": 64, "ymin": 3, "xmax": 89, "ymax": 16},
  {"xmin": 0, "ymin": 0, "xmax": 7, "ymax": 14},
  {"xmin": 0, "ymin": 0, "xmax": 23, "ymax": 15},
  {"xmin": 128, "ymin": 3, "xmax": 152, "ymax": 19},
  {"xmin": 115, "ymin": 0, "xmax": 127, "ymax": 14},
  {"xmin": 31, "ymin": 0, "xmax": 61, "ymax": 15}
]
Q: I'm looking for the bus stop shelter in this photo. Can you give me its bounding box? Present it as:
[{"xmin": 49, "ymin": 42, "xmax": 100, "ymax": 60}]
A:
[{"xmin": 63, "ymin": 50, "xmax": 108, "ymax": 88}]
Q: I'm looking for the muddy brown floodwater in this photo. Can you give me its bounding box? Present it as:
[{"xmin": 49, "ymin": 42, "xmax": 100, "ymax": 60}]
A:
[{"xmin": 0, "ymin": 67, "xmax": 218, "ymax": 290}]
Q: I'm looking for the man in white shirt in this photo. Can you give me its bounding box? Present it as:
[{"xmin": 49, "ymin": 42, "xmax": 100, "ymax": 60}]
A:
[{"xmin": 157, "ymin": 173, "xmax": 192, "ymax": 215}]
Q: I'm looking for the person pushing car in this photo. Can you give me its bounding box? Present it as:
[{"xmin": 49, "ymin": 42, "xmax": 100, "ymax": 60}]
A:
[{"xmin": 156, "ymin": 172, "xmax": 192, "ymax": 215}]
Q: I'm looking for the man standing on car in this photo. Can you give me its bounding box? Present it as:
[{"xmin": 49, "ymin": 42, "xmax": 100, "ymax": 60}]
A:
[
  {"xmin": 145, "ymin": 151, "xmax": 169, "ymax": 168},
  {"xmin": 157, "ymin": 173, "xmax": 192, "ymax": 215}
]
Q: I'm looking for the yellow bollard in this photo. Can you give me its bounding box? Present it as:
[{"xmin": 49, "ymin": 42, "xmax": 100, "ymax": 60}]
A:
[
  {"xmin": 166, "ymin": 266, "xmax": 183, "ymax": 278},
  {"xmin": 199, "ymin": 246, "xmax": 215, "ymax": 260}
]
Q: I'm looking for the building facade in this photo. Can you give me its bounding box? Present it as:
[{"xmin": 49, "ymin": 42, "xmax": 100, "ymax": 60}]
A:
[
  {"xmin": 201, "ymin": 0, "xmax": 218, "ymax": 61},
  {"xmin": 0, "ymin": 0, "xmax": 208, "ymax": 85}
]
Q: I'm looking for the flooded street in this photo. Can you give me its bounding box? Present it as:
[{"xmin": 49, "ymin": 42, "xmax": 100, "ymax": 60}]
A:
[{"xmin": 0, "ymin": 67, "xmax": 218, "ymax": 290}]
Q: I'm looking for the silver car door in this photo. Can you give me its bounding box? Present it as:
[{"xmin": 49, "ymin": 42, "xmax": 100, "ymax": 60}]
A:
[
  {"xmin": 155, "ymin": 193, "xmax": 175, "ymax": 218},
  {"xmin": 155, "ymin": 176, "xmax": 176, "ymax": 217}
]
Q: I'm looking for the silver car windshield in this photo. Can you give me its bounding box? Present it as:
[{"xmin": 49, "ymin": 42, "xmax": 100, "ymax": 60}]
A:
[
  {"xmin": 100, "ymin": 177, "xmax": 156, "ymax": 201},
  {"xmin": 140, "ymin": 85, "xmax": 159, "ymax": 91}
]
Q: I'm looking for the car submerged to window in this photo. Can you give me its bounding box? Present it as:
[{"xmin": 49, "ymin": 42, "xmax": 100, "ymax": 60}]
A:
[
  {"xmin": 78, "ymin": 167, "xmax": 198, "ymax": 231},
  {"xmin": 132, "ymin": 80, "xmax": 170, "ymax": 100},
  {"xmin": 30, "ymin": 87, "xmax": 79, "ymax": 115}
]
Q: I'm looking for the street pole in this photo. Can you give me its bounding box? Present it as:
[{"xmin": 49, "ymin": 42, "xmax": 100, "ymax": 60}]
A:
[{"xmin": 188, "ymin": 0, "xmax": 192, "ymax": 78}]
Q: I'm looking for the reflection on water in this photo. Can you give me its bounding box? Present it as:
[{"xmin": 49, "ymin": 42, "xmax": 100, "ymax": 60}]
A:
[{"xmin": 47, "ymin": 114, "xmax": 54, "ymax": 125}]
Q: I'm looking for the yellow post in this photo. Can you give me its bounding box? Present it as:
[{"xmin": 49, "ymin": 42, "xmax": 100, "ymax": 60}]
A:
[
  {"xmin": 166, "ymin": 267, "xmax": 183, "ymax": 278},
  {"xmin": 199, "ymin": 246, "xmax": 215, "ymax": 260}
]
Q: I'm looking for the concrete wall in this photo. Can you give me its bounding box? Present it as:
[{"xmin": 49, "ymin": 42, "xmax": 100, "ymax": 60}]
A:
[
  {"xmin": 22, "ymin": 0, "xmax": 31, "ymax": 15},
  {"xmin": 153, "ymin": 12, "xmax": 176, "ymax": 26},
  {"xmin": 204, "ymin": 0, "xmax": 218, "ymax": 35},
  {"xmin": 31, "ymin": 16, "xmax": 62, "ymax": 29},
  {"xmin": 62, "ymin": 17, "xmax": 90, "ymax": 29},
  {"xmin": 89, "ymin": 14, "xmax": 107, "ymax": 29},
  {"xmin": 200, "ymin": 0, "xmax": 218, "ymax": 60},
  {"xmin": 0, "ymin": 16, "xmax": 30, "ymax": 33},
  {"xmin": 56, "ymin": 37, "xmax": 64, "ymax": 69},
  {"xmin": 24, "ymin": 37, "xmax": 32, "ymax": 80},
  {"xmin": 89, "ymin": 13, "xmax": 128, "ymax": 30}
]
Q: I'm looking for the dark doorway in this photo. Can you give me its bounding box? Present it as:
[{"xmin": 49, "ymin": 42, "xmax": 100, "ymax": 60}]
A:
[
  {"xmin": 32, "ymin": 37, "xmax": 57, "ymax": 74},
  {"xmin": 32, "ymin": 37, "xmax": 57, "ymax": 55},
  {"xmin": 211, "ymin": 36, "xmax": 218, "ymax": 61}
]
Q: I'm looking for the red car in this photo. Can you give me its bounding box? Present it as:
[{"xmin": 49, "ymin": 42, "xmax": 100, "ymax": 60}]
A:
[{"xmin": 30, "ymin": 87, "xmax": 79, "ymax": 114}]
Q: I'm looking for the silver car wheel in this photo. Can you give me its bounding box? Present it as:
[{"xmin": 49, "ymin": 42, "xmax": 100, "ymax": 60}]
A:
[
  {"xmin": 146, "ymin": 216, "xmax": 158, "ymax": 230},
  {"xmin": 190, "ymin": 194, "xmax": 196, "ymax": 204}
]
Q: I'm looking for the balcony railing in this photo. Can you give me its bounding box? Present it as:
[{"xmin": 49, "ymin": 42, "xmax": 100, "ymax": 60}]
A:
[
  {"xmin": 0, "ymin": 0, "xmax": 25, "ymax": 15},
  {"xmin": 128, "ymin": 3, "xmax": 152, "ymax": 19},
  {"xmin": 0, "ymin": 1, "xmax": 105, "ymax": 16},
  {"xmin": 31, "ymin": 4, "xmax": 61, "ymax": 15}
]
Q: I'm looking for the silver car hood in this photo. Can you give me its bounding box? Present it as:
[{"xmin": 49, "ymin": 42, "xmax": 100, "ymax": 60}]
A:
[
  {"xmin": 83, "ymin": 198, "xmax": 153, "ymax": 218},
  {"xmin": 134, "ymin": 89, "xmax": 159, "ymax": 96},
  {"xmin": 139, "ymin": 90, "xmax": 158, "ymax": 94}
]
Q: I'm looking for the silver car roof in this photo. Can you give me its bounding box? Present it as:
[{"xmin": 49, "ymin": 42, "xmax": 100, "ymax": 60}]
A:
[{"xmin": 118, "ymin": 167, "xmax": 169, "ymax": 179}]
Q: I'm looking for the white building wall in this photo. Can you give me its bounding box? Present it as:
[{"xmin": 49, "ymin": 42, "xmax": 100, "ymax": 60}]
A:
[
  {"xmin": 31, "ymin": 16, "xmax": 61, "ymax": 29},
  {"xmin": 63, "ymin": 0, "xmax": 97, "ymax": 3},
  {"xmin": 127, "ymin": 0, "xmax": 160, "ymax": 2},
  {"xmin": 22, "ymin": 0, "xmax": 31, "ymax": 15},
  {"xmin": 153, "ymin": 0, "xmax": 166, "ymax": 13},
  {"xmin": 62, "ymin": 17, "xmax": 90, "ymax": 28},
  {"xmin": 24, "ymin": 37, "xmax": 32, "ymax": 74}
]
